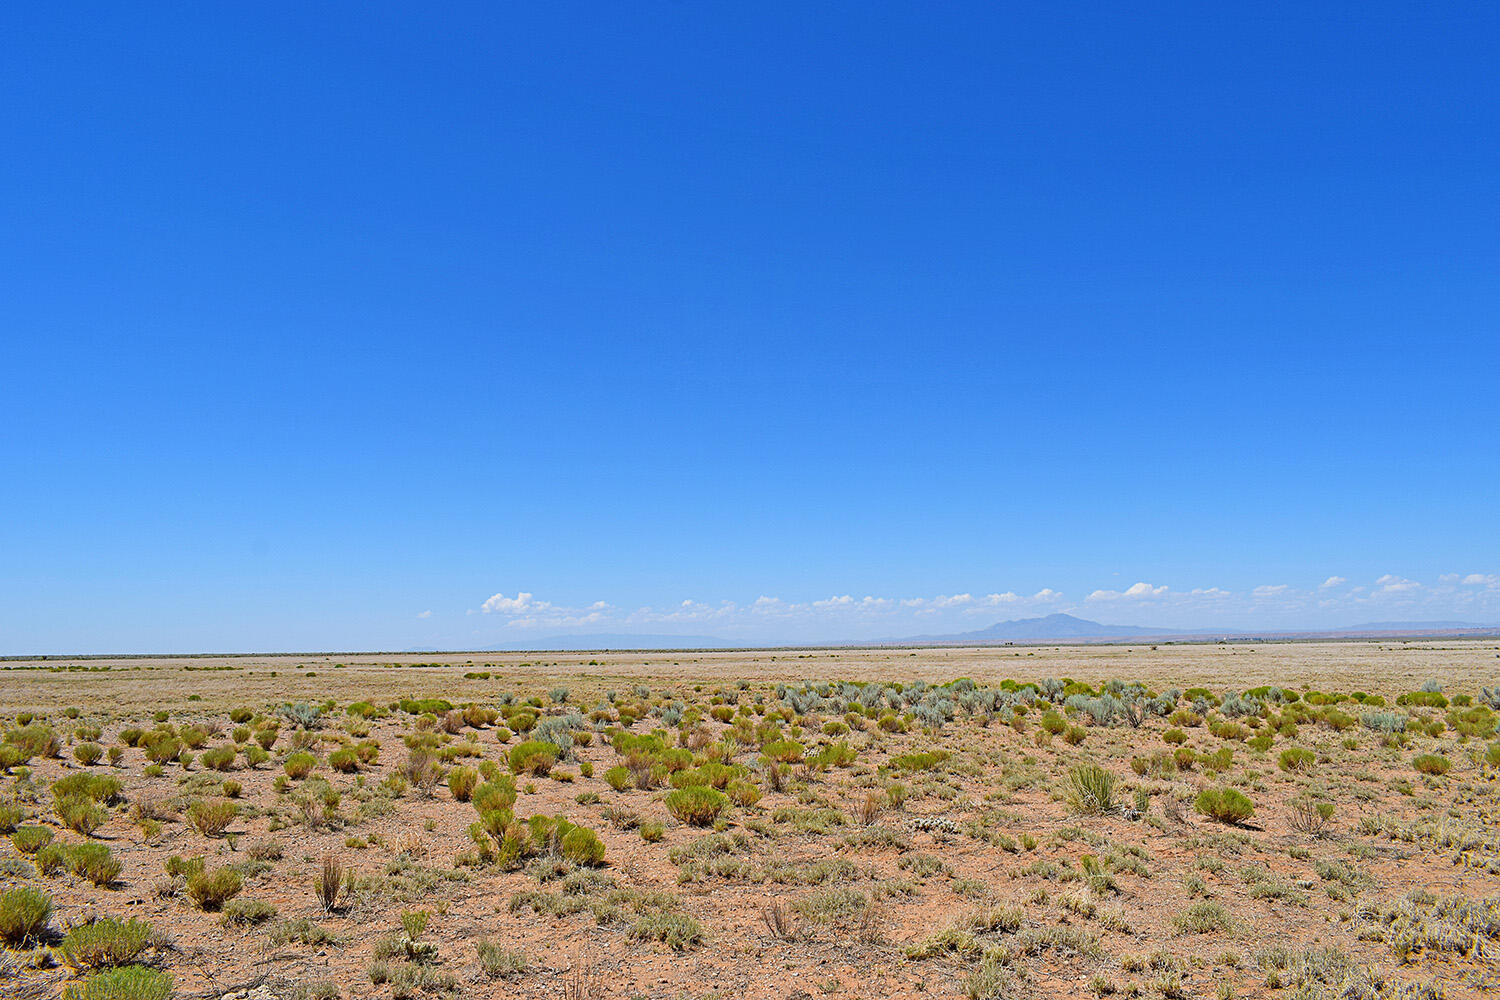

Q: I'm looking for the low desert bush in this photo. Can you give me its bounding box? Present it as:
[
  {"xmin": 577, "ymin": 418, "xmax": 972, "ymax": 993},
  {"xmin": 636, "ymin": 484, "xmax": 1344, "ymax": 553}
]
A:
[
  {"xmin": 12, "ymin": 825, "xmax": 53, "ymax": 854},
  {"xmin": 475, "ymin": 939, "xmax": 527, "ymax": 978},
  {"xmin": 59, "ymin": 917, "xmax": 155, "ymax": 970},
  {"xmin": 185, "ymin": 798, "xmax": 238, "ymax": 837},
  {"xmin": 1278, "ymin": 747, "xmax": 1315, "ymax": 772},
  {"xmin": 284, "ymin": 752, "xmax": 317, "ymax": 779},
  {"xmin": 1066, "ymin": 764, "xmax": 1115, "ymax": 815},
  {"xmin": 186, "ymin": 867, "xmax": 243, "ymax": 910},
  {"xmin": 0, "ymin": 885, "xmax": 52, "ymax": 944},
  {"xmin": 666, "ymin": 785, "xmax": 728, "ymax": 826},
  {"xmin": 1173, "ymin": 901, "xmax": 1234, "ymax": 934},
  {"xmin": 62, "ymin": 965, "xmax": 171, "ymax": 1000},
  {"xmin": 68, "ymin": 843, "xmax": 124, "ymax": 886},
  {"xmin": 1412, "ymin": 753, "xmax": 1450, "ymax": 775},
  {"xmin": 1195, "ymin": 788, "xmax": 1255, "ymax": 825}
]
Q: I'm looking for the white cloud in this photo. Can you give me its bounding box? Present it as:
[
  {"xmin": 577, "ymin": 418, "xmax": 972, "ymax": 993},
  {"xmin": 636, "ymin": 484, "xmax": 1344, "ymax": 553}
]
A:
[
  {"xmin": 1463, "ymin": 573, "xmax": 1497, "ymax": 587},
  {"xmin": 1190, "ymin": 587, "xmax": 1231, "ymax": 597},
  {"xmin": 814, "ymin": 595, "xmax": 855, "ymax": 607},
  {"xmin": 1375, "ymin": 574, "xmax": 1421, "ymax": 593},
  {"xmin": 1033, "ymin": 588, "xmax": 1062, "ymax": 601},
  {"xmin": 416, "ymin": 610, "xmax": 431, "ymax": 619},
  {"xmin": 1088, "ymin": 582, "xmax": 1167, "ymax": 601},
  {"xmin": 1320, "ymin": 576, "xmax": 1346, "ymax": 589},
  {"xmin": 480, "ymin": 591, "xmax": 550, "ymax": 615},
  {"xmin": 932, "ymin": 593, "xmax": 974, "ymax": 608},
  {"xmin": 1253, "ymin": 584, "xmax": 1290, "ymax": 598}
]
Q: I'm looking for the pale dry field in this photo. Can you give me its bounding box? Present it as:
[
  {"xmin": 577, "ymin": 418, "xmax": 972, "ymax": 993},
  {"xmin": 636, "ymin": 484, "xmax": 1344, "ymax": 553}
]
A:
[{"xmin": 1, "ymin": 640, "xmax": 1498, "ymax": 1000}]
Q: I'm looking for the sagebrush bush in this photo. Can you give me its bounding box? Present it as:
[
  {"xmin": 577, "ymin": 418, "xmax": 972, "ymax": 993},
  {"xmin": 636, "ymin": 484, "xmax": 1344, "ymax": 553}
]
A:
[
  {"xmin": 62, "ymin": 965, "xmax": 171, "ymax": 1000},
  {"xmin": 12, "ymin": 825, "xmax": 53, "ymax": 854},
  {"xmin": 448, "ymin": 766, "xmax": 479, "ymax": 802},
  {"xmin": 508, "ymin": 740, "xmax": 557, "ymax": 776},
  {"xmin": 1412, "ymin": 753, "xmax": 1450, "ymax": 775},
  {"xmin": 560, "ymin": 826, "xmax": 606, "ymax": 866},
  {"xmin": 68, "ymin": 843, "xmax": 124, "ymax": 886},
  {"xmin": 185, "ymin": 799, "xmax": 238, "ymax": 837},
  {"xmin": 284, "ymin": 752, "xmax": 317, "ymax": 779},
  {"xmin": 200, "ymin": 746, "xmax": 237, "ymax": 771},
  {"xmin": 0, "ymin": 885, "xmax": 52, "ymax": 944},
  {"xmin": 186, "ymin": 867, "xmax": 243, "ymax": 910},
  {"xmin": 1195, "ymin": 787, "xmax": 1254, "ymax": 824},
  {"xmin": 1278, "ymin": 747, "xmax": 1315, "ymax": 772},
  {"xmin": 59, "ymin": 917, "xmax": 155, "ymax": 970},
  {"xmin": 666, "ymin": 785, "xmax": 728, "ymax": 826}
]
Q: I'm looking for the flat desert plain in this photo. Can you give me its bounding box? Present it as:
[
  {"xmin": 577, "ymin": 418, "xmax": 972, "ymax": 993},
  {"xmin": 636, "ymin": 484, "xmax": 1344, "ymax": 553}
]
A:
[{"xmin": 1, "ymin": 640, "xmax": 1498, "ymax": 1000}]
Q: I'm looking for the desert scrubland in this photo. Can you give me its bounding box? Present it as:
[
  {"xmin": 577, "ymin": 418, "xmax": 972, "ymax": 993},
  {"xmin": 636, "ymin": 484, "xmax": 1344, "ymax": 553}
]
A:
[{"xmin": 1, "ymin": 640, "xmax": 1498, "ymax": 1000}]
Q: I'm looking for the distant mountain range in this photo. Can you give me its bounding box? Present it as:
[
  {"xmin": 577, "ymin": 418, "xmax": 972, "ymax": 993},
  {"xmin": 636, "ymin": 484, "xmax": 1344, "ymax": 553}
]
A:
[
  {"xmin": 907, "ymin": 613, "xmax": 1187, "ymax": 642},
  {"xmin": 896, "ymin": 613, "xmax": 1500, "ymax": 644},
  {"xmin": 397, "ymin": 615, "xmax": 1500, "ymax": 654}
]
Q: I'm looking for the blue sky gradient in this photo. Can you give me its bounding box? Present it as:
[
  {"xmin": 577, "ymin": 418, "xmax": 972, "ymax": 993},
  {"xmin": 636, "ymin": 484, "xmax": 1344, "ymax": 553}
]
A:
[{"xmin": 3, "ymin": 3, "xmax": 1497, "ymax": 652}]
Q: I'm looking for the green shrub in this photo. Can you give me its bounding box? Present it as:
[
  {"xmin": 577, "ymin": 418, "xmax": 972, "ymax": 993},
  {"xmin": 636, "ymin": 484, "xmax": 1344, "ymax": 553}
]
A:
[
  {"xmin": 0, "ymin": 885, "xmax": 52, "ymax": 944},
  {"xmin": 164, "ymin": 854, "xmax": 205, "ymax": 880},
  {"xmin": 560, "ymin": 826, "xmax": 606, "ymax": 866},
  {"xmin": 1412, "ymin": 753, "xmax": 1450, "ymax": 775},
  {"xmin": 284, "ymin": 752, "xmax": 317, "ymax": 779},
  {"xmin": 59, "ymin": 917, "xmax": 154, "ymax": 970},
  {"xmin": 200, "ymin": 745, "xmax": 237, "ymax": 771},
  {"xmin": 1172, "ymin": 901, "xmax": 1234, "ymax": 934},
  {"xmin": 1278, "ymin": 747, "xmax": 1315, "ymax": 772},
  {"xmin": 68, "ymin": 843, "xmax": 124, "ymax": 886},
  {"xmin": 508, "ymin": 740, "xmax": 557, "ymax": 775},
  {"xmin": 1194, "ymin": 787, "xmax": 1254, "ymax": 825},
  {"xmin": 12, "ymin": 825, "xmax": 53, "ymax": 854},
  {"xmin": 605, "ymin": 766, "xmax": 630, "ymax": 792},
  {"xmin": 220, "ymin": 897, "xmax": 278, "ymax": 926},
  {"xmin": 74, "ymin": 742, "xmax": 105, "ymax": 766},
  {"xmin": 665, "ymin": 785, "xmax": 729, "ymax": 826},
  {"xmin": 57, "ymin": 797, "xmax": 109, "ymax": 836},
  {"xmin": 326, "ymin": 747, "xmax": 358, "ymax": 772},
  {"xmin": 1066, "ymin": 764, "xmax": 1115, "ymax": 815},
  {"xmin": 186, "ymin": 867, "xmax": 243, "ymax": 910},
  {"xmin": 36, "ymin": 843, "xmax": 68, "ymax": 875},
  {"xmin": 472, "ymin": 778, "xmax": 518, "ymax": 813},
  {"xmin": 474, "ymin": 938, "xmax": 527, "ymax": 978},
  {"xmin": 889, "ymin": 750, "xmax": 951, "ymax": 772},
  {"xmin": 62, "ymin": 965, "xmax": 172, "ymax": 1000},
  {"xmin": 229, "ymin": 707, "xmax": 253, "ymax": 724},
  {"xmin": 448, "ymin": 766, "xmax": 479, "ymax": 802},
  {"xmin": 726, "ymin": 778, "xmax": 761, "ymax": 807},
  {"xmin": 640, "ymin": 821, "xmax": 665, "ymax": 842},
  {"xmin": 185, "ymin": 799, "xmax": 238, "ymax": 837},
  {"xmin": 53, "ymin": 773, "xmax": 123, "ymax": 803},
  {"xmin": 629, "ymin": 913, "xmax": 703, "ymax": 950},
  {"xmin": 0, "ymin": 803, "xmax": 20, "ymax": 833}
]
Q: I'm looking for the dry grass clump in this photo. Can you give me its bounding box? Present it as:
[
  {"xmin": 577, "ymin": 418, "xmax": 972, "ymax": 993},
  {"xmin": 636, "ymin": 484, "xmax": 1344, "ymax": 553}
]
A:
[{"xmin": 0, "ymin": 885, "xmax": 52, "ymax": 944}]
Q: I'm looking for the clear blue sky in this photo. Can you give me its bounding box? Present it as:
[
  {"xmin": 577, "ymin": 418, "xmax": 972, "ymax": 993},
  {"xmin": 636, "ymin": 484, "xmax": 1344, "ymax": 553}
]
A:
[{"xmin": 3, "ymin": 3, "xmax": 1497, "ymax": 652}]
